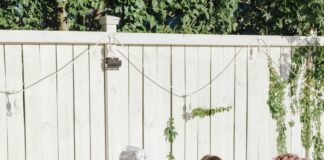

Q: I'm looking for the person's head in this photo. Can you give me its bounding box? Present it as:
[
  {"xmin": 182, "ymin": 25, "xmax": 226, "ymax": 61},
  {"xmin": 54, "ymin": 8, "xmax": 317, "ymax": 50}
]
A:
[
  {"xmin": 201, "ymin": 155, "xmax": 221, "ymax": 160},
  {"xmin": 274, "ymin": 153, "xmax": 305, "ymax": 160}
]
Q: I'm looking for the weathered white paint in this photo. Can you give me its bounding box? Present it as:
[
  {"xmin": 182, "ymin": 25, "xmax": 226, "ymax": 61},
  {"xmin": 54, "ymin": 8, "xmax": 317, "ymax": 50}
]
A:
[{"xmin": 0, "ymin": 31, "xmax": 323, "ymax": 160}]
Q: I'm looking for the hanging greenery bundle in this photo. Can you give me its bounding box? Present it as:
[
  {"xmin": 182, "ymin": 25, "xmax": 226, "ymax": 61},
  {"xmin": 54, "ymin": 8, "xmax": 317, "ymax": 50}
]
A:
[
  {"xmin": 267, "ymin": 58, "xmax": 287, "ymax": 154},
  {"xmin": 267, "ymin": 36, "xmax": 323, "ymax": 160}
]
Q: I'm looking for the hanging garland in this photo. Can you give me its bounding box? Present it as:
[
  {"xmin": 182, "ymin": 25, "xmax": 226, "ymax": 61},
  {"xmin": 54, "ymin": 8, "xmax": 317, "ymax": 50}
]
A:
[
  {"xmin": 164, "ymin": 106, "xmax": 231, "ymax": 160},
  {"xmin": 288, "ymin": 40, "xmax": 324, "ymax": 160},
  {"xmin": 267, "ymin": 58, "xmax": 287, "ymax": 154}
]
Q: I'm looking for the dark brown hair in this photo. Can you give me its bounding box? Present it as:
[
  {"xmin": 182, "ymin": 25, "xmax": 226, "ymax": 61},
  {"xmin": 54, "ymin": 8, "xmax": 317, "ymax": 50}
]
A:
[
  {"xmin": 274, "ymin": 153, "xmax": 306, "ymax": 160},
  {"xmin": 201, "ymin": 155, "xmax": 222, "ymax": 160}
]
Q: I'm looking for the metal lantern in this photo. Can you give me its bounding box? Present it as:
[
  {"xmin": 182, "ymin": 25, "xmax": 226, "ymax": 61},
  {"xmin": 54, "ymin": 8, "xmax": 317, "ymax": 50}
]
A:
[{"xmin": 105, "ymin": 57, "xmax": 122, "ymax": 70}]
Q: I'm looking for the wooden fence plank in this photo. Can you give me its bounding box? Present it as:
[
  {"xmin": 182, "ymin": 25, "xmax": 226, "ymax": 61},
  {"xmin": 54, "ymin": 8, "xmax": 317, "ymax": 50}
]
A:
[
  {"xmin": 107, "ymin": 44, "xmax": 129, "ymax": 160},
  {"xmin": 268, "ymin": 47, "xmax": 285, "ymax": 158},
  {"xmin": 89, "ymin": 45, "xmax": 105, "ymax": 160},
  {"xmin": 73, "ymin": 45, "xmax": 90, "ymax": 160},
  {"xmin": 246, "ymin": 47, "xmax": 258, "ymax": 160},
  {"xmin": 23, "ymin": 44, "xmax": 43, "ymax": 160},
  {"xmin": 0, "ymin": 45, "xmax": 7, "ymax": 160},
  {"xmin": 143, "ymin": 46, "xmax": 171, "ymax": 160},
  {"xmin": 185, "ymin": 46, "xmax": 198, "ymax": 160},
  {"xmin": 234, "ymin": 46, "xmax": 248, "ymax": 160},
  {"xmin": 197, "ymin": 47, "xmax": 211, "ymax": 159},
  {"xmin": 247, "ymin": 47, "xmax": 270, "ymax": 160},
  {"xmin": 56, "ymin": 45, "xmax": 74, "ymax": 160},
  {"xmin": 128, "ymin": 45, "xmax": 143, "ymax": 148},
  {"xmin": 211, "ymin": 47, "xmax": 235, "ymax": 160},
  {"xmin": 5, "ymin": 44, "xmax": 25, "ymax": 160},
  {"xmin": 143, "ymin": 46, "xmax": 158, "ymax": 159},
  {"xmin": 39, "ymin": 45, "xmax": 58, "ymax": 160},
  {"xmin": 257, "ymin": 47, "xmax": 271, "ymax": 160},
  {"xmin": 157, "ymin": 46, "xmax": 171, "ymax": 159},
  {"xmin": 172, "ymin": 46, "xmax": 185, "ymax": 160}
]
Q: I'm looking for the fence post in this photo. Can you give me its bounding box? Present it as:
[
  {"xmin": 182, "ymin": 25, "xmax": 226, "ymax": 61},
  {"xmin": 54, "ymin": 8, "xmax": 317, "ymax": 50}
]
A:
[{"xmin": 99, "ymin": 15, "xmax": 120, "ymax": 160}]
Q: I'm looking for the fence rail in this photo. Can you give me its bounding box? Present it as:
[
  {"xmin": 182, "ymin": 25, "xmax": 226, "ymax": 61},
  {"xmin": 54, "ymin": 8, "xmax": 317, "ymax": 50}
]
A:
[{"xmin": 0, "ymin": 30, "xmax": 323, "ymax": 160}]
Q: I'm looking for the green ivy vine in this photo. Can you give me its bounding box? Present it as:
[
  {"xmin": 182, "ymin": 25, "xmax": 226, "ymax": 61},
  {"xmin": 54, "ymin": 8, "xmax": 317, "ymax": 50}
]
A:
[
  {"xmin": 191, "ymin": 106, "xmax": 232, "ymax": 119},
  {"xmin": 164, "ymin": 117, "xmax": 177, "ymax": 160},
  {"xmin": 267, "ymin": 58, "xmax": 287, "ymax": 154},
  {"xmin": 288, "ymin": 39, "xmax": 324, "ymax": 160},
  {"xmin": 164, "ymin": 106, "xmax": 231, "ymax": 160}
]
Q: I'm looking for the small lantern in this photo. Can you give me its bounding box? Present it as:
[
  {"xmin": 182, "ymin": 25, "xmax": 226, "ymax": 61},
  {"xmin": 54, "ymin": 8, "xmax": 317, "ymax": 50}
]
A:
[{"xmin": 105, "ymin": 57, "xmax": 122, "ymax": 70}]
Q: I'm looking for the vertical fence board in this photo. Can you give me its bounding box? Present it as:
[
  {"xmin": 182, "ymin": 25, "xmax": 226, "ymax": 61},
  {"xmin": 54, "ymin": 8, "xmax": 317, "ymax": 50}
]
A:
[
  {"xmin": 211, "ymin": 47, "xmax": 224, "ymax": 157},
  {"xmin": 185, "ymin": 46, "xmax": 198, "ymax": 160},
  {"xmin": 107, "ymin": 44, "xmax": 129, "ymax": 160},
  {"xmin": 39, "ymin": 45, "xmax": 58, "ymax": 160},
  {"xmin": 128, "ymin": 46, "xmax": 143, "ymax": 147},
  {"xmin": 257, "ymin": 47, "xmax": 271, "ymax": 160},
  {"xmin": 247, "ymin": 47, "xmax": 270, "ymax": 160},
  {"xmin": 172, "ymin": 46, "xmax": 185, "ymax": 160},
  {"xmin": 56, "ymin": 45, "xmax": 75, "ymax": 160},
  {"xmin": 0, "ymin": 45, "xmax": 7, "ymax": 160},
  {"xmin": 211, "ymin": 47, "xmax": 235, "ymax": 160},
  {"xmin": 143, "ymin": 46, "xmax": 158, "ymax": 159},
  {"xmin": 89, "ymin": 45, "xmax": 105, "ymax": 160},
  {"xmin": 23, "ymin": 44, "xmax": 43, "ymax": 160},
  {"xmin": 268, "ymin": 47, "xmax": 284, "ymax": 157},
  {"xmin": 197, "ymin": 47, "xmax": 211, "ymax": 159},
  {"xmin": 73, "ymin": 45, "xmax": 90, "ymax": 160},
  {"xmin": 143, "ymin": 46, "xmax": 170, "ymax": 159},
  {"xmin": 5, "ymin": 45, "xmax": 25, "ymax": 160},
  {"xmin": 234, "ymin": 46, "xmax": 248, "ymax": 160},
  {"xmin": 157, "ymin": 46, "xmax": 171, "ymax": 159},
  {"xmin": 246, "ymin": 47, "xmax": 257, "ymax": 160}
]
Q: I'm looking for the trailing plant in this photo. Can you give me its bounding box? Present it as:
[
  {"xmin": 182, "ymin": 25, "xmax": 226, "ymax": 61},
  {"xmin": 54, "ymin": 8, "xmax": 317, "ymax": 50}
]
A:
[
  {"xmin": 191, "ymin": 106, "xmax": 232, "ymax": 119},
  {"xmin": 164, "ymin": 117, "xmax": 177, "ymax": 160},
  {"xmin": 288, "ymin": 40, "xmax": 324, "ymax": 160},
  {"xmin": 267, "ymin": 58, "xmax": 287, "ymax": 154}
]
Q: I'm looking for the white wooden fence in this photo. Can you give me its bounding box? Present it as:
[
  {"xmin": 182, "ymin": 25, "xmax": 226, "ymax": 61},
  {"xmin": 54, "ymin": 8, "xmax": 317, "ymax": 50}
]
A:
[{"xmin": 0, "ymin": 30, "xmax": 323, "ymax": 160}]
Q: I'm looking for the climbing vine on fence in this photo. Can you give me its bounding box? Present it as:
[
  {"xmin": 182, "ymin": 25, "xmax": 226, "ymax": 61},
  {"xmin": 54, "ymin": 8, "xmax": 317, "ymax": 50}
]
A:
[
  {"xmin": 164, "ymin": 117, "xmax": 177, "ymax": 160},
  {"xmin": 267, "ymin": 58, "xmax": 287, "ymax": 154}
]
